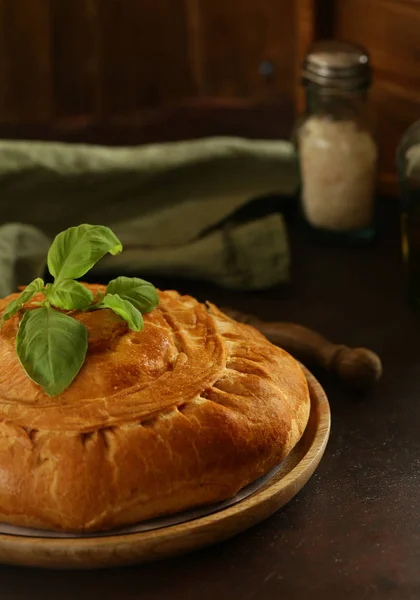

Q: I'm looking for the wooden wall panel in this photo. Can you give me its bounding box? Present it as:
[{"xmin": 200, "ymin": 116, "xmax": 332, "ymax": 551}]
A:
[
  {"xmin": 0, "ymin": 0, "xmax": 300, "ymax": 133},
  {"xmin": 0, "ymin": 0, "xmax": 415, "ymax": 194},
  {"xmin": 295, "ymin": 0, "xmax": 316, "ymax": 113},
  {"xmin": 51, "ymin": 0, "xmax": 100, "ymax": 119},
  {"xmin": 194, "ymin": 0, "xmax": 295, "ymax": 102},
  {"xmin": 0, "ymin": 0, "xmax": 300, "ymax": 144},
  {"xmin": 0, "ymin": 0, "xmax": 52, "ymax": 123},
  {"xmin": 98, "ymin": 0, "xmax": 194, "ymax": 116},
  {"xmin": 335, "ymin": 0, "xmax": 420, "ymax": 192},
  {"xmin": 0, "ymin": 1, "xmax": 10, "ymax": 121}
]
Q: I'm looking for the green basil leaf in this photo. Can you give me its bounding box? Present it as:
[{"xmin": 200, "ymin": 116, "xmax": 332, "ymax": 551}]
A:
[
  {"xmin": 1, "ymin": 278, "xmax": 45, "ymax": 324},
  {"xmin": 47, "ymin": 224, "xmax": 122, "ymax": 281},
  {"xmin": 47, "ymin": 280, "xmax": 94, "ymax": 310},
  {"xmin": 102, "ymin": 294, "xmax": 144, "ymax": 332},
  {"xmin": 16, "ymin": 306, "xmax": 88, "ymax": 396},
  {"xmin": 106, "ymin": 276, "xmax": 159, "ymax": 313}
]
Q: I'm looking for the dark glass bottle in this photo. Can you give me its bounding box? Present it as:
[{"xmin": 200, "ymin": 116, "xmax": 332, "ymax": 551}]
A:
[{"xmin": 397, "ymin": 120, "xmax": 420, "ymax": 308}]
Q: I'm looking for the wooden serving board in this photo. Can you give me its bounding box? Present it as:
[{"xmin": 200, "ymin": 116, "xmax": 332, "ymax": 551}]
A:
[{"xmin": 0, "ymin": 368, "xmax": 330, "ymax": 569}]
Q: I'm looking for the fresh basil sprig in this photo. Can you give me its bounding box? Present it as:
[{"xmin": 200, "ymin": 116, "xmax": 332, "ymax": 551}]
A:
[
  {"xmin": 1, "ymin": 278, "xmax": 45, "ymax": 324},
  {"xmin": 16, "ymin": 307, "xmax": 88, "ymax": 397},
  {"xmin": 47, "ymin": 224, "xmax": 122, "ymax": 282},
  {"xmin": 106, "ymin": 276, "xmax": 159, "ymax": 313},
  {"xmin": 101, "ymin": 294, "xmax": 144, "ymax": 332},
  {"xmin": 46, "ymin": 279, "xmax": 94, "ymax": 310},
  {"xmin": 1, "ymin": 224, "xmax": 159, "ymax": 397}
]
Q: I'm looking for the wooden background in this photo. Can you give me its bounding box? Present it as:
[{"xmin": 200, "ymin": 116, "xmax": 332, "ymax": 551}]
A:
[{"xmin": 0, "ymin": 0, "xmax": 418, "ymax": 194}]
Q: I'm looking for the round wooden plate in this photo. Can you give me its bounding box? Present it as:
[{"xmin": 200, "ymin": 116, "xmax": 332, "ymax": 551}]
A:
[{"xmin": 0, "ymin": 368, "xmax": 330, "ymax": 569}]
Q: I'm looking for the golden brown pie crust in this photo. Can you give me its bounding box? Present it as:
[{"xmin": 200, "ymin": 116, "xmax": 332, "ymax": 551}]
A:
[{"xmin": 0, "ymin": 284, "xmax": 310, "ymax": 532}]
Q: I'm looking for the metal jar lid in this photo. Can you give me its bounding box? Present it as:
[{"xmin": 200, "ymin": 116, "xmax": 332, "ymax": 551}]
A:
[{"xmin": 302, "ymin": 40, "xmax": 371, "ymax": 89}]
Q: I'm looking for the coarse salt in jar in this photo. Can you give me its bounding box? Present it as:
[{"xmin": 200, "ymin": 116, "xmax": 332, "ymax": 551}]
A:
[{"xmin": 295, "ymin": 40, "xmax": 378, "ymax": 240}]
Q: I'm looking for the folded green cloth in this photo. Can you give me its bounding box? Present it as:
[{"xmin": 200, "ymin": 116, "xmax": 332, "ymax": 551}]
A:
[{"xmin": 0, "ymin": 137, "xmax": 298, "ymax": 296}]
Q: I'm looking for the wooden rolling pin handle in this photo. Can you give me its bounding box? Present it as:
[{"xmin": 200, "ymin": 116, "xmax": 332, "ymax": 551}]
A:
[{"xmin": 223, "ymin": 309, "xmax": 382, "ymax": 391}]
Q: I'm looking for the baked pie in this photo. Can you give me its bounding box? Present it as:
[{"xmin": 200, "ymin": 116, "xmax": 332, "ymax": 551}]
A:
[{"xmin": 0, "ymin": 285, "xmax": 310, "ymax": 532}]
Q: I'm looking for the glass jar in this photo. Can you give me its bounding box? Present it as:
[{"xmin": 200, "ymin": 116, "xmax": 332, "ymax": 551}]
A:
[
  {"xmin": 295, "ymin": 41, "xmax": 378, "ymax": 240},
  {"xmin": 397, "ymin": 120, "xmax": 420, "ymax": 308}
]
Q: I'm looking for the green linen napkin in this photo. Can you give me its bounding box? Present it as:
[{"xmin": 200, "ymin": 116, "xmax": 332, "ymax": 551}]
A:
[{"xmin": 0, "ymin": 137, "xmax": 298, "ymax": 296}]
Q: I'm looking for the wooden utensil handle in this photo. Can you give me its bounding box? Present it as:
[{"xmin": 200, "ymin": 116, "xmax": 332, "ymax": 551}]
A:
[{"xmin": 223, "ymin": 308, "xmax": 382, "ymax": 390}]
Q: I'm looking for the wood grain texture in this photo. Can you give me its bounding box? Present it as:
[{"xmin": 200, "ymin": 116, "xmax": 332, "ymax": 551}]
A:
[
  {"xmin": 0, "ymin": 0, "xmax": 52, "ymax": 123},
  {"xmin": 0, "ymin": 99, "xmax": 294, "ymax": 146},
  {"xmin": 0, "ymin": 368, "xmax": 330, "ymax": 570},
  {"xmin": 335, "ymin": 0, "xmax": 420, "ymax": 194},
  {"xmin": 185, "ymin": 0, "xmax": 205, "ymax": 94},
  {"xmin": 98, "ymin": 0, "xmax": 194, "ymax": 115},
  {"xmin": 195, "ymin": 0, "xmax": 295, "ymax": 102},
  {"xmin": 295, "ymin": 0, "xmax": 316, "ymax": 113},
  {"xmin": 50, "ymin": 0, "xmax": 100, "ymax": 118}
]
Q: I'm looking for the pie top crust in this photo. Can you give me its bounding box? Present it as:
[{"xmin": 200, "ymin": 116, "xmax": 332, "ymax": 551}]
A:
[{"xmin": 0, "ymin": 285, "xmax": 310, "ymax": 532}]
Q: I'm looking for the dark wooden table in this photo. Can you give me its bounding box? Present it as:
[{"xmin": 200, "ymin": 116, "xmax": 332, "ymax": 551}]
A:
[{"xmin": 1, "ymin": 199, "xmax": 419, "ymax": 599}]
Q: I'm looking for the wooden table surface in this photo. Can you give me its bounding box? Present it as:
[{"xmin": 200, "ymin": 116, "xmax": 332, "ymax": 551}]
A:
[{"xmin": 1, "ymin": 199, "xmax": 419, "ymax": 599}]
